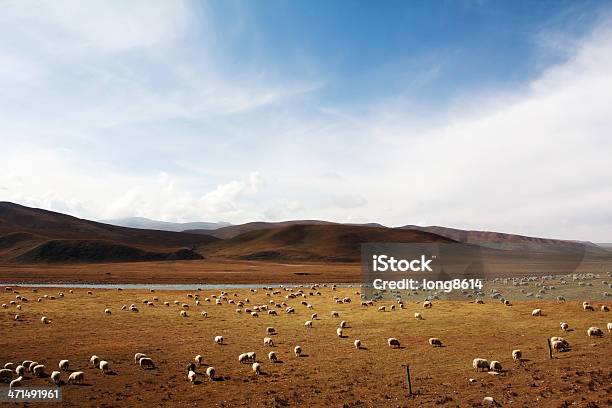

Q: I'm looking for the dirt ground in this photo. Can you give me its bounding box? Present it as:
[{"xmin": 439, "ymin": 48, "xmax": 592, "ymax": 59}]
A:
[
  {"xmin": 1, "ymin": 283, "xmax": 611, "ymax": 407},
  {"xmin": 0, "ymin": 259, "xmax": 360, "ymax": 284}
]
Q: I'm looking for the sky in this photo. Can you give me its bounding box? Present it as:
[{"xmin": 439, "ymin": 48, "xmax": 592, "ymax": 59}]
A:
[{"xmin": 1, "ymin": 0, "xmax": 611, "ymax": 241}]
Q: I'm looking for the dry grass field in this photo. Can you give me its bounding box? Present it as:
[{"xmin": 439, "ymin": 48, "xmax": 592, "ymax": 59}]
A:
[{"xmin": 1, "ymin": 284, "xmax": 611, "ymax": 407}]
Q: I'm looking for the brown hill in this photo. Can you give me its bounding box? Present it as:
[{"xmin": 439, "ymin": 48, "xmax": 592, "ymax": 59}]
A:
[
  {"xmin": 0, "ymin": 202, "xmax": 218, "ymax": 263},
  {"xmin": 186, "ymin": 220, "xmax": 338, "ymax": 239},
  {"xmin": 202, "ymin": 224, "xmax": 455, "ymax": 262}
]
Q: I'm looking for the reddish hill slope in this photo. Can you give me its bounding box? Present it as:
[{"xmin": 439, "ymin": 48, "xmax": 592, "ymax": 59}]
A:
[
  {"xmin": 0, "ymin": 202, "xmax": 218, "ymax": 263},
  {"xmin": 203, "ymin": 224, "xmax": 455, "ymax": 262}
]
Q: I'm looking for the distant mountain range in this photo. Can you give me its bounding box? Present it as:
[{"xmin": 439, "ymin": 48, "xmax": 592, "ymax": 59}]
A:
[
  {"xmin": 0, "ymin": 201, "xmax": 609, "ymax": 265},
  {"xmin": 100, "ymin": 217, "xmax": 230, "ymax": 232}
]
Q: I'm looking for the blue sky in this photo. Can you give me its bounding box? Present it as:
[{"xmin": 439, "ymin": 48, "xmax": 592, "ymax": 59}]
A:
[{"xmin": 1, "ymin": 0, "xmax": 611, "ymax": 241}]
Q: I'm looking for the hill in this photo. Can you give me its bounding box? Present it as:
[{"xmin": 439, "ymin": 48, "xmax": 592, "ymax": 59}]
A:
[
  {"xmin": 202, "ymin": 224, "xmax": 455, "ymax": 262},
  {"xmin": 100, "ymin": 216, "xmax": 230, "ymax": 232},
  {"xmin": 0, "ymin": 202, "xmax": 218, "ymax": 263}
]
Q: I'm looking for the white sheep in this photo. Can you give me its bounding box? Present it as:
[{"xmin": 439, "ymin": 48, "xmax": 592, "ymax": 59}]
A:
[
  {"xmin": 429, "ymin": 337, "xmax": 442, "ymax": 347},
  {"xmin": 188, "ymin": 370, "xmax": 197, "ymax": 383},
  {"xmin": 252, "ymin": 362, "xmax": 261, "ymax": 375},
  {"xmin": 560, "ymin": 322, "xmax": 569, "ymax": 331},
  {"xmin": 266, "ymin": 327, "xmax": 276, "ymax": 335},
  {"xmin": 104, "ymin": 309, "xmax": 111, "ymax": 314},
  {"xmin": 51, "ymin": 371, "xmax": 61, "ymax": 385},
  {"xmin": 268, "ymin": 351, "xmax": 277, "ymax": 362},
  {"xmin": 472, "ymin": 358, "xmax": 489, "ymax": 371},
  {"xmin": 587, "ymin": 326, "xmax": 603, "ymax": 337},
  {"xmin": 59, "ymin": 359, "xmax": 69, "ymax": 371},
  {"xmin": 602, "ymin": 305, "xmax": 609, "ymax": 312},
  {"xmin": 67, "ymin": 371, "xmax": 84, "ymax": 384},
  {"xmin": 512, "ymin": 349, "xmax": 522, "ymax": 361},
  {"xmin": 331, "ymin": 311, "xmax": 339, "ymax": 317},
  {"xmin": 304, "ymin": 320, "xmax": 313, "ymax": 328},
  {"xmin": 4, "ymin": 363, "xmax": 14, "ymax": 370},
  {"xmin": 608, "ymin": 322, "xmax": 612, "ymax": 332},
  {"xmin": 311, "ymin": 313, "xmax": 317, "ymax": 320},
  {"xmin": 206, "ymin": 366, "xmax": 215, "ymax": 380},
  {"xmin": 339, "ymin": 320, "xmax": 348, "ymax": 328},
  {"xmin": 139, "ymin": 357, "xmax": 155, "ymax": 369},
  {"xmin": 294, "ymin": 346, "xmax": 302, "ymax": 356},
  {"xmin": 15, "ymin": 365, "xmax": 25, "ymax": 376},
  {"xmin": 134, "ymin": 353, "xmax": 147, "ymax": 363},
  {"xmin": 414, "ymin": 312, "xmax": 423, "ymax": 320},
  {"xmin": 31, "ymin": 364, "xmax": 45, "ymax": 377},
  {"xmin": 354, "ymin": 339, "xmax": 361, "ymax": 349},
  {"xmin": 246, "ymin": 352, "xmax": 256, "ymax": 362},
  {"xmin": 251, "ymin": 311, "xmax": 259, "ymax": 317},
  {"xmin": 489, "ymin": 361, "xmax": 502, "ymax": 372},
  {"xmin": 551, "ymin": 340, "xmax": 568, "ymax": 352},
  {"xmin": 388, "ymin": 338, "xmax": 400, "ymax": 348},
  {"xmin": 195, "ymin": 355, "xmax": 203, "ymax": 366},
  {"xmin": 9, "ymin": 376, "xmax": 22, "ymax": 388},
  {"xmin": 423, "ymin": 300, "xmax": 432, "ymax": 308},
  {"xmin": 90, "ymin": 355, "xmax": 100, "ymax": 367},
  {"xmin": 238, "ymin": 353, "xmax": 249, "ymax": 364},
  {"xmin": 378, "ymin": 306, "xmax": 386, "ymax": 312},
  {"xmin": 201, "ymin": 311, "xmax": 208, "ymax": 317},
  {"xmin": 531, "ymin": 308, "xmax": 542, "ymax": 316},
  {"xmin": 99, "ymin": 361, "xmax": 110, "ymax": 373},
  {"xmin": 336, "ymin": 327, "xmax": 343, "ymax": 337},
  {"xmin": 214, "ymin": 335, "xmax": 223, "ymax": 344},
  {"xmin": 28, "ymin": 361, "xmax": 39, "ymax": 372},
  {"xmin": 180, "ymin": 310, "xmax": 188, "ymax": 317},
  {"xmin": 264, "ymin": 337, "xmax": 274, "ymax": 346},
  {"xmin": 41, "ymin": 316, "xmax": 51, "ymax": 324}
]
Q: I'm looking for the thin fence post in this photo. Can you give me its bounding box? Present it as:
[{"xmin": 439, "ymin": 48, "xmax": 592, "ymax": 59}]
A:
[
  {"xmin": 547, "ymin": 338, "xmax": 553, "ymax": 359},
  {"xmin": 405, "ymin": 364, "xmax": 412, "ymax": 396}
]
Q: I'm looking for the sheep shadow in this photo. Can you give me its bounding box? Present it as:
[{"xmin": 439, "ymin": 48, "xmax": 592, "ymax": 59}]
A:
[
  {"xmin": 298, "ymin": 354, "xmax": 309, "ymax": 358},
  {"xmin": 104, "ymin": 371, "xmax": 118, "ymax": 376},
  {"xmin": 273, "ymin": 360, "xmax": 284, "ymax": 364},
  {"xmin": 338, "ymin": 335, "xmax": 348, "ymax": 339},
  {"xmin": 357, "ymin": 346, "xmax": 369, "ymax": 351},
  {"xmin": 192, "ymin": 380, "xmax": 202, "ymax": 385},
  {"xmin": 211, "ymin": 376, "xmax": 226, "ymax": 382}
]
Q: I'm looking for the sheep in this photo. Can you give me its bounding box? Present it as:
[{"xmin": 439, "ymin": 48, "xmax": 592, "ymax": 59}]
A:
[
  {"xmin": 164, "ymin": 302, "xmax": 170, "ymax": 306},
  {"xmin": 311, "ymin": 313, "xmax": 317, "ymax": 320},
  {"xmin": 22, "ymin": 360, "xmax": 32, "ymax": 370},
  {"xmin": 90, "ymin": 355, "xmax": 100, "ymax": 367},
  {"xmin": 354, "ymin": 339, "xmax": 361, "ymax": 349},
  {"xmin": 388, "ymin": 338, "xmax": 400, "ymax": 348},
  {"xmin": 268, "ymin": 351, "xmax": 277, "ymax": 362},
  {"xmin": 188, "ymin": 370, "xmax": 197, "ymax": 383},
  {"xmin": 531, "ymin": 308, "xmax": 542, "ymax": 316},
  {"xmin": 4, "ymin": 363, "xmax": 14, "ymax": 370},
  {"xmin": 252, "ymin": 362, "xmax": 261, "ymax": 375},
  {"xmin": 246, "ymin": 352, "xmax": 256, "ymax": 362},
  {"xmin": 15, "ymin": 365, "xmax": 25, "ymax": 376},
  {"xmin": 482, "ymin": 396, "xmax": 499, "ymax": 406},
  {"xmin": 428, "ymin": 337, "xmax": 443, "ymax": 347},
  {"xmin": 267, "ymin": 310, "xmax": 277, "ymax": 315},
  {"xmin": 587, "ymin": 326, "xmax": 603, "ymax": 337},
  {"xmin": 583, "ymin": 302, "xmax": 594, "ymax": 311},
  {"xmin": 472, "ymin": 358, "xmax": 489, "ymax": 371},
  {"xmin": 99, "ymin": 361, "xmax": 110, "ymax": 373},
  {"xmin": 331, "ymin": 311, "xmax": 339, "ymax": 317},
  {"xmin": 0, "ymin": 368, "xmax": 13, "ymax": 382},
  {"xmin": 139, "ymin": 357, "xmax": 155, "ymax": 369},
  {"xmin": 266, "ymin": 327, "xmax": 276, "ymax": 335},
  {"xmin": 551, "ymin": 340, "xmax": 568, "ymax": 352},
  {"xmin": 121, "ymin": 305, "xmax": 127, "ymax": 310},
  {"xmin": 180, "ymin": 310, "xmax": 188, "ymax": 317},
  {"xmin": 14, "ymin": 314, "xmax": 20, "ymax": 321},
  {"xmin": 251, "ymin": 311, "xmax": 259, "ymax": 317},
  {"xmin": 201, "ymin": 311, "xmax": 208, "ymax": 317},
  {"xmin": 186, "ymin": 362, "xmax": 196, "ymax": 374},
  {"xmin": 32, "ymin": 364, "xmax": 45, "ymax": 377},
  {"xmin": 206, "ymin": 366, "xmax": 215, "ymax": 380},
  {"xmin": 195, "ymin": 355, "xmax": 203, "ymax": 366},
  {"xmin": 264, "ymin": 337, "xmax": 274, "ymax": 346},
  {"xmin": 378, "ymin": 306, "xmax": 386, "ymax": 312},
  {"xmin": 560, "ymin": 322, "xmax": 569, "ymax": 331},
  {"xmin": 304, "ymin": 320, "xmax": 313, "ymax": 328},
  {"xmin": 339, "ymin": 320, "xmax": 348, "ymax": 328},
  {"xmin": 28, "ymin": 361, "xmax": 39, "ymax": 372},
  {"xmin": 602, "ymin": 305, "xmax": 609, "ymax": 312},
  {"xmin": 58, "ymin": 359, "xmax": 69, "ymax": 371},
  {"xmin": 9, "ymin": 376, "xmax": 22, "ymax": 388},
  {"xmin": 238, "ymin": 353, "xmax": 249, "ymax": 364},
  {"xmin": 214, "ymin": 335, "xmax": 224, "ymax": 344},
  {"xmin": 134, "ymin": 353, "xmax": 147, "ymax": 363},
  {"xmin": 67, "ymin": 371, "xmax": 84, "ymax": 384},
  {"xmin": 414, "ymin": 312, "xmax": 423, "ymax": 320},
  {"xmin": 51, "ymin": 371, "xmax": 61, "ymax": 385},
  {"xmin": 294, "ymin": 346, "xmax": 302, "ymax": 357},
  {"xmin": 489, "ymin": 361, "xmax": 502, "ymax": 372},
  {"xmin": 608, "ymin": 322, "xmax": 612, "ymax": 332},
  {"xmin": 336, "ymin": 327, "xmax": 343, "ymax": 337},
  {"xmin": 423, "ymin": 300, "xmax": 432, "ymax": 308},
  {"xmin": 512, "ymin": 350, "xmax": 522, "ymax": 361},
  {"xmin": 130, "ymin": 306, "xmax": 139, "ymax": 312},
  {"xmin": 104, "ymin": 309, "xmax": 111, "ymax": 314}
]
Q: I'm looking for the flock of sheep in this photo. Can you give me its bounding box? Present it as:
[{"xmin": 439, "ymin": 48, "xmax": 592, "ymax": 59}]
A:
[{"xmin": 1, "ymin": 271, "xmax": 610, "ymax": 406}]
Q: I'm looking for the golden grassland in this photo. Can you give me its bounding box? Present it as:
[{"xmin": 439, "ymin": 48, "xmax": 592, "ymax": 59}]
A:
[{"xmin": 1, "ymin": 285, "xmax": 610, "ymax": 407}]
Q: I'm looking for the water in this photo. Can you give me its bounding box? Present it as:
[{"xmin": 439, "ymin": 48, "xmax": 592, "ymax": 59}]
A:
[{"xmin": 0, "ymin": 282, "xmax": 357, "ymax": 291}]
